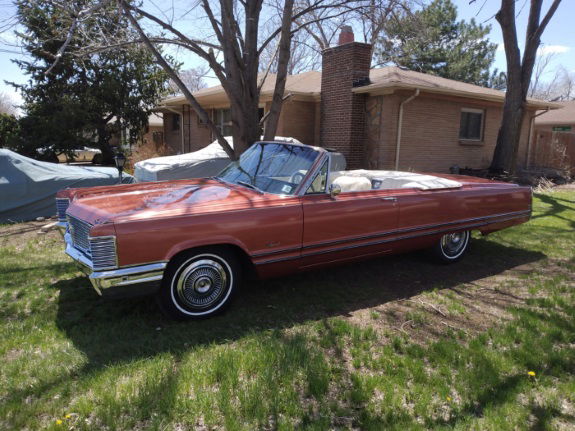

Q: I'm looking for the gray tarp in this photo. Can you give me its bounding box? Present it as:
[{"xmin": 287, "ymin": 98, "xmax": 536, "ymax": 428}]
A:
[
  {"xmin": 134, "ymin": 137, "xmax": 304, "ymax": 182},
  {"xmin": 0, "ymin": 149, "xmax": 134, "ymax": 223}
]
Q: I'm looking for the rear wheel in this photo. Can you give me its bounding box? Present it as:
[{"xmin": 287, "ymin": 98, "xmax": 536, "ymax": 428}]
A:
[
  {"xmin": 430, "ymin": 230, "xmax": 470, "ymax": 263},
  {"xmin": 157, "ymin": 247, "xmax": 240, "ymax": 320}
]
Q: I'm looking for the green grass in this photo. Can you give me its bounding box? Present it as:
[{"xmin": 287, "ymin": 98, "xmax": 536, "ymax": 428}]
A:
[{"xmin": 1, "ymin": 190, "xmax": 574, "ymax": 430}]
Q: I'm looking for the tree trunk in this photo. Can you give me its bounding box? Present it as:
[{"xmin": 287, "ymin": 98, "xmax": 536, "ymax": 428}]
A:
[
  {"xmin": 96, "ymin": 123, "xmax": 115, "ymax": 164},
  {"xmin": 490, "ymin": 90, "xmax": 525, "ymax": 173},
  {"xmin": 263, "ymin": 0, "xmax": 294, "ymax": 141},
  {"xmin": 490, "ymin": 0, "xmax": 562, "ymax": 174}
]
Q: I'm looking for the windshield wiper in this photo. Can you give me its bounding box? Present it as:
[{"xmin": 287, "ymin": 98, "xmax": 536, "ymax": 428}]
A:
[{"xmin": 237, "ymin": 180, "xmax": 264, "ymax": 194}]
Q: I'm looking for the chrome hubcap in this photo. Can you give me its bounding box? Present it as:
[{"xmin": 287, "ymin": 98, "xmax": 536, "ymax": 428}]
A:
[
  {"xmin": 176, "ymin": 259, "xmax": 228, "ymax": 309},
  {"xmin": 441, "ymin": 231, "xmax": 468, "ymax": 257}
]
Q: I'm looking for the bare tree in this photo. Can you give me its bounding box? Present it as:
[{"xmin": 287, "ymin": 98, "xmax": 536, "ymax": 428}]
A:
[
  {"xmin": 169, "ymin": 67, "xmax": 209, "ymax": 94},
  {"xmin": 37, "ymin": 0, "xmax": 363, "ymax": 159},
  {"xmin": 262, "ymin": 0, "xmax": 413, "ymax": 75},
  {"xmin": 489, "ymin": 0, "xmax": 562, "ymax": 174},
  {"xmin": 528, "ymin": 50, "xmax": 556, "ymax": 98},
  {"xmin": 531, "ymin": 66, "xmax": 575, "ymax": 101},
  {"xmin": 258, "ymin": 29, "xmax": 323, "ymax": 75}
]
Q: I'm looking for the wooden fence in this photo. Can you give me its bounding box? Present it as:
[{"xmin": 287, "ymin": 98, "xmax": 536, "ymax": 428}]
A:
[{"xmin": 530, "ymin": 130, "xmax": 575, "ymax": 176}]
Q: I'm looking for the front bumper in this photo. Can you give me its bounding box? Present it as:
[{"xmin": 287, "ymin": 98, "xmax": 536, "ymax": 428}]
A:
[{"xmin": 64, "ymin": 233, "xmax": 166, "ymax": 297}]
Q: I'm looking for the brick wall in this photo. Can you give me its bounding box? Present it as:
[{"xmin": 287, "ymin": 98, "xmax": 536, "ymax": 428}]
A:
[
  {"xmin": 273, "ymin": 99, "xmax": 318, "ymax": 146},
  {"xmin": 163, "ymin": 112, "xmax": 181, "ymax": 154},
  {"xmin": 163, "ymin": 109, "xmax": 212, "ymax": 154},
  {"xmin": 365, "ymin": 91, "xmax": 534, "ymax": 172},
  {"xmin": 320, "ymin": 42, "xmax": 371, "ymax": 169}
]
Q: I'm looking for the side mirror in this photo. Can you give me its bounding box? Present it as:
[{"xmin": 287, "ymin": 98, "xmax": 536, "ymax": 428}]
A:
[{"xmin": 329, "ymin": 183, "xmax": 341, "ymax": 199}]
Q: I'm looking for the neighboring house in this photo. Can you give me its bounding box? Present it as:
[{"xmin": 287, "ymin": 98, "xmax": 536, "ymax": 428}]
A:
[
  {"xmin": 156, "ymin": 29, "xmax": 558, "ymax": 173},
  {"xmin": 532, "ymin": 101, "xmax": 575, "ymax": 174}
]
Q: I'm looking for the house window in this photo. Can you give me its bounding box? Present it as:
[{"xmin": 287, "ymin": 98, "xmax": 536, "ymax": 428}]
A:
[
  {"xmin": 459, "ymin": 108, "xmax": 484, "ymax": 141},
  {"xmin": 213, "ymin": 108, "xmax": 233, "ymax": 136},
  {"xmin": 171, "ymin": 114, "xmax": 180, "ymax": 131}
]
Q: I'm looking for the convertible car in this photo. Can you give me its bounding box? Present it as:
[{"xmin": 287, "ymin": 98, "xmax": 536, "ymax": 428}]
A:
[{"xmin": 56, "ymin": 141, "xmax": 532, "ymax": 319}]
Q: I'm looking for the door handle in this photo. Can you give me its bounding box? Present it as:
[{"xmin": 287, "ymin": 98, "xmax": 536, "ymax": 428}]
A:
[{"xmin": 381, "ymin": 197, "xmax": 397, "ymax": 202}]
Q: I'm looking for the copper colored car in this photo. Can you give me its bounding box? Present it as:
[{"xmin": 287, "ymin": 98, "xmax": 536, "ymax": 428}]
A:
[{"xmin": 56, "ymin": 141, "xmax": 532, "ymax": 320}]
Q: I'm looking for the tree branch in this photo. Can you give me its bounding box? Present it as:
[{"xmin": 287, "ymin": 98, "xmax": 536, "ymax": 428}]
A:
[{"xmin": 119, "ymin": 0, "xmax": 236, "ymax": 159}]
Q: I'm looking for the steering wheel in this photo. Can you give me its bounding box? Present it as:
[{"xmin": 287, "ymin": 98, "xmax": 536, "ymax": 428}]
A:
[{"xmin": 290, "ymin": 172, "xmax": 305, "ymax": 184}]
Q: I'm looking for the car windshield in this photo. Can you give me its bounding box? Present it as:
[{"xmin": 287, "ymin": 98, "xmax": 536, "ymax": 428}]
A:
[{"xmin": 217, "ymin": 142, "xmax": 319, "ymax": 195}]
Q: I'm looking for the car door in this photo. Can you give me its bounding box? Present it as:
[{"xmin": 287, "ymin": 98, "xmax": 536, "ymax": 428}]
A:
[{"xmin": 299, "ymin": 163, "xmax": 400, "ymax": 269}]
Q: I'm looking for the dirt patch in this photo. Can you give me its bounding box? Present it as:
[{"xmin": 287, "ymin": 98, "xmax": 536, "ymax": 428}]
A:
[
  {"xmin": 347, "ymin": 259, "xmax": 573, "ymax": 346},
  {"xmin": 0, "ymin": 219, "xmax": 62, "ymax": 249}
]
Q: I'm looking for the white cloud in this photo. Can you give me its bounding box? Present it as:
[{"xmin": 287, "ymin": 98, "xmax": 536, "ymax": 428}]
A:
[{"xmin": 537, "ymin": 45, "xmax": 570, "ymax": 55}]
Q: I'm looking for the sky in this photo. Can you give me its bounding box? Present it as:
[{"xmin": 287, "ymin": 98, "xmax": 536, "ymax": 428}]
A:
[{"xmin": 0, "ymin": 0, "xmax": 574, "ymax": 113}]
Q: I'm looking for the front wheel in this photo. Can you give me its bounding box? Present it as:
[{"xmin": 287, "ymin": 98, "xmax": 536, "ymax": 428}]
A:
[
  {"xmin": 157, "ymin": 247, "xmax": 240, "ymax": 320},
  {"xmin": 430, "ymin": 230, "xmax": 470, "ymax": 264}
]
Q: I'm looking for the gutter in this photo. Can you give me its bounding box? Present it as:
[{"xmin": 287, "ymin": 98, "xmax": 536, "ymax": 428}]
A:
[
  {"xmin": 160, "ymin": 105, "xmax": 185, "ymax": 154},
  {"xmin": 395, "ymin": 89, "xmax": 420, "ymax": 170},
  {"xmin": 526, "ymin": 107, "xmax": 551, "ymax": 168}
]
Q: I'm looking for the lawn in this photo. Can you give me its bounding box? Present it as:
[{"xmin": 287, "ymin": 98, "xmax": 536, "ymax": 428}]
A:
[{"xmin": 0, "ymin": 189, "xmax": 574, "ymax": 430}]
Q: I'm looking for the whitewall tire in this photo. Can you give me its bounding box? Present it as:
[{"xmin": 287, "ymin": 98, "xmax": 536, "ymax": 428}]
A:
[
  {"xmin": 431, "ymin": 230, "xmax": 470, "ymax": 264},
  {"xmin": 157, "ymin": 248, "xmax": 240, "ymax": 320}
]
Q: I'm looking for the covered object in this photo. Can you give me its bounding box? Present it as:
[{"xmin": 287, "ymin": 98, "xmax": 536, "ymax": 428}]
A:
[
  {"xmin": 0, "ymin": 149, "xmax": 134, "ymax": 223},
  {"xmin": 134, "ymin": 137, "xmax": 304, "ymax": 182}
]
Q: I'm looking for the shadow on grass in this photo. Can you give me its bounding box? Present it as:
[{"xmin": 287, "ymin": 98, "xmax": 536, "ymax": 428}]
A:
[
  {"xmin": 532, "ymin": 193, "xmax": 575, "ymax": 228},
  {"xmin": 52, "ymin": 237, "xmax": 545, "ymax": 372}
]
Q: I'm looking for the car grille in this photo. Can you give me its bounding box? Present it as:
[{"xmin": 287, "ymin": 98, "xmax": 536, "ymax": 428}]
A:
[
  {"xmin": 68, "ymin": 215, "xmax": 92, "ymax": 253},
  {"xmin": 67, "ymin": 215, "xmax": 118, "ymax": 271},
  {"xmin": 90, "ymin": 236, "xmax": 117, "ymax": 270},
  {"xmin": 56, "ymin": 198, "xmax": 70, "ymax": 222}
]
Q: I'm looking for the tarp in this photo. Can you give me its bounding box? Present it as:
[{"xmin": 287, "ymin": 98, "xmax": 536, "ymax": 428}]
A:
[
  {"xmin": 0, "ymin": 149, "xmax": 134, "ymax": 223},
  {"xmin": 134, "ymin": 136, "xmax": 304, "ymax": 182}
]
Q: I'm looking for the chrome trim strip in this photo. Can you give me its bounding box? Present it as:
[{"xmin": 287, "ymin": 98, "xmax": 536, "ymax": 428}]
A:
[
  {"xmin": 254, "ymin": 212, "xmax": 530, "ymax": 266},
  {"xmin": 300, "ymin": 209, "xmax": 531, "ymax": 251},
  {"xmin": 251, "ymin": 209, "xmax": 531, "ymax": 259},
  {"xmin": 65, "ymin": 238, "xmax": 93, "ymax": 270},
  {"xmin": 88, "ymin": 263, "xmax": 167, "ymax": 295}
]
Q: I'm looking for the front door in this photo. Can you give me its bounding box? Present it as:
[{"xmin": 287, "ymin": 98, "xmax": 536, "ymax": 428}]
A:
[{"xmin": 299, "ymin": 168, "xmax": 400, "ymax": 269}]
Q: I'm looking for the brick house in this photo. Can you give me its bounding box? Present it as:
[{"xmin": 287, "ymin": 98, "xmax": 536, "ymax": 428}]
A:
[{"xmin": 155, "ymin": 29, "xmax": 557, "ymax": 173}]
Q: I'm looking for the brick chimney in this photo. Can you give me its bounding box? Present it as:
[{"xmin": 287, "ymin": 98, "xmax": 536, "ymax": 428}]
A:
[{"xmin": 320, "ymin": 27, "xmax": 371, "ymax": 169}]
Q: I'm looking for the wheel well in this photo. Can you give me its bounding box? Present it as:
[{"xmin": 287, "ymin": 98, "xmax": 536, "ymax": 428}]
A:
[{"xmin": 167, "ymin": 244, "xmax": 257, "ymax": 280}]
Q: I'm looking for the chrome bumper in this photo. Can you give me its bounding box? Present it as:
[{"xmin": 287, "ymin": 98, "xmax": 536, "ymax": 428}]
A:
[{"xmin": 64, "ymin": 233, "xmax": 166, "ymax": 296}]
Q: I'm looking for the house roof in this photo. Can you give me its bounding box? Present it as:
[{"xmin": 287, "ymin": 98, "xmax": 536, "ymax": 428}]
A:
[
  {"xmin": 159, "ymin": 66, "xmax": 559, "ymax": 110},
  {"xmin": 354, "ymin": 67, "xmax": 559, "ymax": 109},
  {"xmin": 534, "ymin": 101, "xmax": 575, "ymax": 125},
  {"xmin": 161, "ymin": 71, "xmax": 322, "ymax": 108}
]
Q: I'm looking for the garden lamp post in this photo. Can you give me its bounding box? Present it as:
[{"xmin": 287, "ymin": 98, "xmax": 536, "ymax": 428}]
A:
[{"xmin": 114, "ymin": 153, "xmax": 126, "ymax": 184}]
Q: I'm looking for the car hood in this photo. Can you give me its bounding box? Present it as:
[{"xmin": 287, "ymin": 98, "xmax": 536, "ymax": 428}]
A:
[{"xmin": 66, "ymin": 178, "xmax": 270, "ymax": 224}]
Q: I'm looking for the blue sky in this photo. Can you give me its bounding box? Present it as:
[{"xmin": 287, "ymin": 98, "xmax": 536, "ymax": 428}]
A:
[{"xmin": 1, "ymin": 0, "xmax": 573, "ymax": 111}]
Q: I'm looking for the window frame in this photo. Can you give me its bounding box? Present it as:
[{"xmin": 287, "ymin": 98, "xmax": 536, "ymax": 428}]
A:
[
  {"xmin": 459, "ymin": 108, "xmax": 485, "ymax": 142},
  {"xmin": 171, "ymin": 114, "xmax": 180, "ymax": 131},
  {"xmin": 305, "ymin": 158, "xmax": 329, "ymax": 195},
  {"xmin": 212, "ymin": 108, "xmax": 233, "ymax": 137}
]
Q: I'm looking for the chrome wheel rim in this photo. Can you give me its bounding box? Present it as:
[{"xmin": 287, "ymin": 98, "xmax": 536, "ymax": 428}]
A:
[
  {"xmin": 176, "ymin": 258, "xmax": 228, "ymax": 310},
  {"xmin": 440, "ymin": 231, "xmax": 469, "ymax": 258}
]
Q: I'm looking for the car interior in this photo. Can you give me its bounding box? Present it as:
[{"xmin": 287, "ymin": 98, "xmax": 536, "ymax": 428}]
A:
[{"xmin": 327, "ymin": 170, "xmax": 463, "ymax": 193}]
